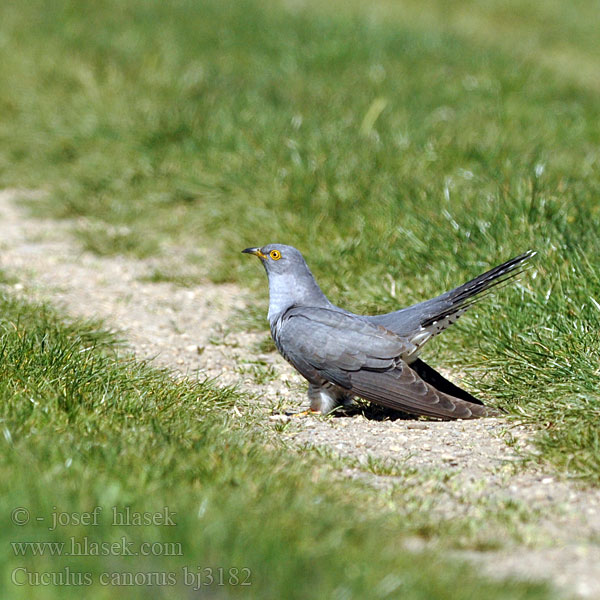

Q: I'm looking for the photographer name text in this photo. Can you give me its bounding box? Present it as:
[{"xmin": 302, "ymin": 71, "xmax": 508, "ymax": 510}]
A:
[{"xmin": 12, "ymin": 506, "xmax": 176, "ymax": 530}]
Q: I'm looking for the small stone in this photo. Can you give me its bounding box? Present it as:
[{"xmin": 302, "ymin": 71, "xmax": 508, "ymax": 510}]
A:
[
  {"xmin": 269, "ymin": 414, "xmax": 290, "ymax": 424},
  {"xmin": 407, "ymin": 422, "xmax": 428, "ymax": 430}
]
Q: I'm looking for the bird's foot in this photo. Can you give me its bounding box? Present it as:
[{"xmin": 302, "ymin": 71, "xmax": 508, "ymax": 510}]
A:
[{"xmin": 290, "ymin": 409, "xmax": 320, "ymax": 418}]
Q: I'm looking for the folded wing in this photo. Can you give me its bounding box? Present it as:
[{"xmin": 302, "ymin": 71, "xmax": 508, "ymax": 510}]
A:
[{"xmin": 275, "ymin": 307, "xmax": 492, "ymax": 419}]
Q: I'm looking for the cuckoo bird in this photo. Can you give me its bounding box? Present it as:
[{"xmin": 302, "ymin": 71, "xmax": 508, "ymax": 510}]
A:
[{"xmin": 242, "ymin": 244, "xmax": 534, "ymax": 419}]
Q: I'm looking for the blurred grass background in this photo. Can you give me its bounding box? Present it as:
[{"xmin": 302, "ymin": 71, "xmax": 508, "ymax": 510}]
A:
[{"xmin": 1, "ymin": 0, "xmax": 600, "ymax": 595}]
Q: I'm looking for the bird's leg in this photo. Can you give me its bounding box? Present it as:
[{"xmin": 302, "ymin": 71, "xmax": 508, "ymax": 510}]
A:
[
  {"xmin": 307, "ymin": 383, "xmax": 344, "ymax": 415},
  {"xmin": 286, "ymin": 384, "xmax": 322, "ymax": 417}
]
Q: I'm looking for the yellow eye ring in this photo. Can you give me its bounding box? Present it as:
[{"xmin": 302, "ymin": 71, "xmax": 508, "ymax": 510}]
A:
[{"xmin": 270, "ymin": 249, "xmax": 281, "ymax": 261}]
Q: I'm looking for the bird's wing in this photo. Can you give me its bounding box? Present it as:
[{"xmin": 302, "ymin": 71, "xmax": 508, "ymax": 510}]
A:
[
  {"xmin": 276, "ymin": 307, "xmax": 490, "ymax": 419},
  {"xmin": 409, "ymin": 358, "xmax": 483, "ymax": 405},
  {"xmin": 275, "ymin": 307, "xmax": 415, "ymax": 385},
  {"xmin": 347, "ymin": 366, "xmax": 490, "ymax": 419}
]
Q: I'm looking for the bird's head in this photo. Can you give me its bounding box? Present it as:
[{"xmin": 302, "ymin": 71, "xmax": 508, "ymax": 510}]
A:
[
  {"xmin": 241, "ymin": 243, "xmax": 308, "ymax": 276},
  {"xmin": 242, "ymin": 243, "xmax": 331, "ymax": 318}
]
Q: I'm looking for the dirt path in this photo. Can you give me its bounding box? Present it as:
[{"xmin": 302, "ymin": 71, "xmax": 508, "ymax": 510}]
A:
[{"xmin": 2, "ymin": 189, "xmax": 599, "ymax": 598}]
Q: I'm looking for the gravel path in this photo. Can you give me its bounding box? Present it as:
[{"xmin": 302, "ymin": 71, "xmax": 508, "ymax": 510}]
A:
[{"xmin": 2, "ymin": 189, "xmax": 599, "ymax": 598}]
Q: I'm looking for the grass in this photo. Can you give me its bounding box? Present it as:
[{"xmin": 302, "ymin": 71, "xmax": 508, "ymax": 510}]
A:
[
  {"xmin": 0, "ymin": 290, "xmax": 552, "ymax": 599},
  {"xmin": 0, "ymin": 269, "xmax": 18, "ymax": 286}
]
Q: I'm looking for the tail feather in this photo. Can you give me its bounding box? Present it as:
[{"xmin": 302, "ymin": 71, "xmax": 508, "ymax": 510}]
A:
[
  {"xmin": 420, "ymin": 250, "xmax": 536, "ymax": 329},
  {"xmin": 366, "ymin": 250, "xmax": 536, "ymax": 339}
]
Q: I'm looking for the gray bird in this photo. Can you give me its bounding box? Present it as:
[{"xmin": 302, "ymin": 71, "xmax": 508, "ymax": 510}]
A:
[{"xmin": 242, "ymin": 244, "xmax": 534, "ymax": 419}]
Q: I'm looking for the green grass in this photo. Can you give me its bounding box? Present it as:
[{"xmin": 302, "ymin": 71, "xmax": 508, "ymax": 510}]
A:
[
  {"xmin": 0, "ymin": 291, "xmax": 551, "ymax": 599},
  {"xmin": 0, "ymin": 269, "xmax": 18, "ymax": 285},
  {"xmin": 1, "ymin": 0, "xmax": 600, "ymax": 483}
]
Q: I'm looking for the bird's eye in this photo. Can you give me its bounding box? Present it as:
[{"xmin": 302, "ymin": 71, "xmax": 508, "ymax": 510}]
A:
[{"xmin": 270, "ymin": 249, "xmax": 281, "ymax": 261}]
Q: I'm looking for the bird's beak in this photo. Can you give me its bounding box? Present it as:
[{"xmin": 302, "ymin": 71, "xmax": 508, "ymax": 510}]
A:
[{"xmin": 242, "ymin": 247, "xmax": 267, "ymax": 260}]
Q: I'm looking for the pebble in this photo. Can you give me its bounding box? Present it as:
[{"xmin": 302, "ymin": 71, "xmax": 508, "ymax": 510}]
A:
[{"xmin": 268, "ymin": 414, "xmax": 290, "ymax": 424}]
